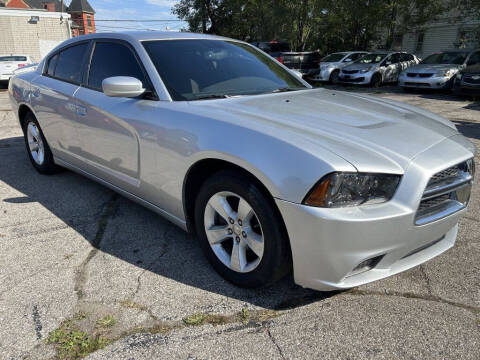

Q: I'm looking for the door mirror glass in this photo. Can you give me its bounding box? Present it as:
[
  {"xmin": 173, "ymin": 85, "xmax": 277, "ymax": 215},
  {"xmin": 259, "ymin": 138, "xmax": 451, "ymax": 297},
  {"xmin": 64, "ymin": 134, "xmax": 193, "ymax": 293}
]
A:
[
  {"xmin": 385, "ymin": 61, "xmax": 392, "ymax": 66},
  {"xmin": 102, "ymin": 76, "xmax": 145, "ymax": 98},
  {"xmin": 344, "ymin": 58, "xmax": 353, "ymax": 62}
]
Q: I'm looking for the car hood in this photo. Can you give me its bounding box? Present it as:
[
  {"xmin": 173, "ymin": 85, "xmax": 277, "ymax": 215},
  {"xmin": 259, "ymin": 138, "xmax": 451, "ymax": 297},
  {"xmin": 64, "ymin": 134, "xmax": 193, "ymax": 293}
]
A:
[
  {"xmin": 406, "ymin": 63, "xmax": 461, "ymax": 73},
  {"xmin": 191, "ymin": 89, "xmax": 459, "ymax": 174}
]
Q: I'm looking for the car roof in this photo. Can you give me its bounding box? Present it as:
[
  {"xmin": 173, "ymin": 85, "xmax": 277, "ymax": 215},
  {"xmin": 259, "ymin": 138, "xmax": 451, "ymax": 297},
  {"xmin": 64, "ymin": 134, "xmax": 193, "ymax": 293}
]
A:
[{"xmin": 47, "ymin": 31, "xmax": 240, "ymax": 56}]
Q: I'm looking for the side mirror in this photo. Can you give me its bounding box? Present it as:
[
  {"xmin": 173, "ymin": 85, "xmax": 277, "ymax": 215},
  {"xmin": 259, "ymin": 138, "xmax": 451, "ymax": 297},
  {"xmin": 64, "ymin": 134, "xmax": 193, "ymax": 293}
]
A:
[
  {"xmin": 385, "ymin": 61, "xmax": 392, "ymax": 66},
  {"xmin": 102, "ymin": 76, "xmax": 146, "ymax": 98},
  {"xmin": 290, "ymin": 70, "xmax": 303, "ymax": 78},
  {"xmin": 344, "ymin": 58, "xmax": 353, "ymax": 62}
]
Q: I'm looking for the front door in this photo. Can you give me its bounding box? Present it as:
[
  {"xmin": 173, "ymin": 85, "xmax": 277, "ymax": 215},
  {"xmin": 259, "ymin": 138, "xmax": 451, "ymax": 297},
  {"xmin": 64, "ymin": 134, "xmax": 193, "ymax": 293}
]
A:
[{"xmin": 73, "ymin": 40, "xmax": 153, "ymax": 193}]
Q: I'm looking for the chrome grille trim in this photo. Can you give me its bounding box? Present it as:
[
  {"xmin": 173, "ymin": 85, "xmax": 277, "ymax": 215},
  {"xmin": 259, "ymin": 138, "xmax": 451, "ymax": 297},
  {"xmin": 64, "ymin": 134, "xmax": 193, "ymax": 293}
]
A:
[{"xmin": 415, "ymin": 160, "xmax": 474, "ymax": 226}]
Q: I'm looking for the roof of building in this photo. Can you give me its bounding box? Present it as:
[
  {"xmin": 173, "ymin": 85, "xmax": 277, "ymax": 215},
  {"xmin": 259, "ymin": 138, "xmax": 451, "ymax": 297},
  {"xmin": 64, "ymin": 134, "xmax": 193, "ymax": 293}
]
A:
[{"xmin": 68, "ymin": 0, "xmax": 94, "ymax": 14}]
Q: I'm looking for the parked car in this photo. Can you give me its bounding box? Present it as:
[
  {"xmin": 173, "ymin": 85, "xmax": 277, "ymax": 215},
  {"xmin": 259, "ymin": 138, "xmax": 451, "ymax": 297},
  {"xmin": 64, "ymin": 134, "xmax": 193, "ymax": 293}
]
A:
[
  {"xmin": 278, "ymin": 51, "xmax": 321, "ymax": 78},
  {"xmin": 454, "ymin": 50, "xmax": 480, "ymax": 97},
  {"xmin": 9, "ymin": 32, "xmax": 475, "ymax": 291},
  {"xmin": 311, "ymin": 51, "xmax": 369, "ymax": 83},
  {"xmin": 339, "ymin": 52, "xmax": 419, "ymax": 87},
  {"xmin": 251, "ymin": 41, "xmax": 320, "ymax": 78},
  {"xmin": 250, "ymin": 41, "xmax": 290, "ymax": 60},
  {"xmin": 400, "ymin": 49, "xmax": 480, "ymax": 91},
  {"xmin": 0, "ymin": 54, "xmax": 33, "ymax": 82}
]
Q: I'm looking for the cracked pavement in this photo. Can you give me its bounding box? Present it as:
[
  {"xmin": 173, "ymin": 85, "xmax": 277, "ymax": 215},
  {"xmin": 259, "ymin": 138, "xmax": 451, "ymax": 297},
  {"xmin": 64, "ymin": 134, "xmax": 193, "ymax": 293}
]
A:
[{"xmin": 0, "ymin": 86, "xmax": 479, "ymax": 360}]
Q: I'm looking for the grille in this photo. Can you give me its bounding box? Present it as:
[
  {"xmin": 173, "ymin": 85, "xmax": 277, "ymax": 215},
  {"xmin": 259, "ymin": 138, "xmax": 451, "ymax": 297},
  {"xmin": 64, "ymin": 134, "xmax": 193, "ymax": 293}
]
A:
[
  {"xmin": 406, "ymin": 73, "xmax": 433, "ymax": 78},
  {"xmin": 405, "ymin": 82, "xmax": 430, "ymax": 87},
  {"xmin": 463, "ymin": 75, "xmax": 480, "ymax": 84},
  {"xmin": 427, "ymin": 166, "xmax": 461, "ymax": 189},
  {"xmin": 418, "ymin": 194, "xmax": 451, "ymax": 213},
  {"xmin": 415, "ymin": 160, "xmax": 473, "ymax": 225},
  {"xmin": 343, "ymin": 69, "xmax": 359, "ymax": 74}
]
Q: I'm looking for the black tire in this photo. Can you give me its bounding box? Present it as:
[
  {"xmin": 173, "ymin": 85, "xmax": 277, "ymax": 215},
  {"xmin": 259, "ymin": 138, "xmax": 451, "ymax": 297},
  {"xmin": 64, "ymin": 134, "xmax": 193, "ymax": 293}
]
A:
[
  {"xmin": 330, "ymin": 70, "xmax": 340, "ymax": 84},
  {"xmin": 22, "ymin": 112, "xmax": 61, "ymax": 174},
  {"xmin": 194, "ymin": 170, "xmax": 292, "ymax": 288},
  {"xmin": 370, "ymin": 73, "xmax": 382, "ymax": 88}
]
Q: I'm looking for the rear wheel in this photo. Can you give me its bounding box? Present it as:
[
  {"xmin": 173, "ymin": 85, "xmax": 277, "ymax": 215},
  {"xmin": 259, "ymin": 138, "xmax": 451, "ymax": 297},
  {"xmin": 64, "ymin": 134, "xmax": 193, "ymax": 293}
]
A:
[
  {"xmin": 370, "ymin": 73, "xmax": 382, "ymax": 88},
  {"xmin": 194, "ymin": 170, "xmax": 291, "ymax": 288},
  {"xmin": 22, "ymin": 112, "xmax": 60, "ymax": 174}
]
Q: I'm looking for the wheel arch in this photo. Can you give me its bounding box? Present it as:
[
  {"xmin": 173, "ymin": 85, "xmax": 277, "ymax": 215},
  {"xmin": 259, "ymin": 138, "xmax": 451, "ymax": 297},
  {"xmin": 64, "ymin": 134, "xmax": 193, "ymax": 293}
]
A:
[
  {"xmin": 182, "ymin": 158, "xmax": 288, "ymax": 241},
  {"xmin": 17, "ymin": 103, "xmax": 36, "ymax": 129}
]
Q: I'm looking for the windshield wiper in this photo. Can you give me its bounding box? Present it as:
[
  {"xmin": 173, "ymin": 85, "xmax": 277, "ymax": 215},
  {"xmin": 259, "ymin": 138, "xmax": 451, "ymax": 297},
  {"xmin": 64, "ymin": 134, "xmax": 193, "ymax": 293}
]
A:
[
  {"xmin": 271, "ymin": 87, "xmax": 307, "ymax": 93},
  {"xmin": 191, "ymin": 94, "xmax": 231, "ymax": 101}
]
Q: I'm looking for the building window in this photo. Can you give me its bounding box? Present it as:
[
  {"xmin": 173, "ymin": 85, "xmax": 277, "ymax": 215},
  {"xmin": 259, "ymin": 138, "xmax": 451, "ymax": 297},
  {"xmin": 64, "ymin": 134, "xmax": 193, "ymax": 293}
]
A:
[
  {"xmin": 415, "ymin": 32, "xmax": 425, "ymax": 52},
  {"xmin": 87, "ymin": 15, "xmax": 92, "ymax": 27}
]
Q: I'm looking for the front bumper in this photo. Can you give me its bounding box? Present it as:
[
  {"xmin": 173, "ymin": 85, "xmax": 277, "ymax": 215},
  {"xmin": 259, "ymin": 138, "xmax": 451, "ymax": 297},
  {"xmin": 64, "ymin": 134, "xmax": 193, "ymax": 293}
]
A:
[
  {"xmin": 338, "ymin": 72, "xmax": 373, "ymax": 85},
  {"xmin": 277, "ymin": 135, "xmax": 474, "ymax": 291},
  {"xmin": 399, "ymin": 75, "xmax": 453, "ymax": 89},
  {"xmin": 311, "ymin": 68, "xmax": 334, "ymax": 82}
]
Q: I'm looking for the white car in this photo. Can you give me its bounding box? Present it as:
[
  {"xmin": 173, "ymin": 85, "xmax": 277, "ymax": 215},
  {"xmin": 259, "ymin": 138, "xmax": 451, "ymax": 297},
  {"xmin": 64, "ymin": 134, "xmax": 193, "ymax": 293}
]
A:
[
  {"xmin": 311, "ymin": 51, "xmax": 369, "ymax": 83},
  {"xmin": 0, "ymin": 55, "xmax": 33, "ymax": 82}
]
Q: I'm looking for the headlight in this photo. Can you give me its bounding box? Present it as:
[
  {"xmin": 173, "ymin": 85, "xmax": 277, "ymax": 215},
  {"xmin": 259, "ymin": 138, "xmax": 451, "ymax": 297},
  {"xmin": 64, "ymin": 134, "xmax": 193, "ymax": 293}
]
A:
[
  {"xmin": 360, "ymin": 66, "xmax": 372, "ymax": 73},
  {"xmin": 436, "ymin": 69, "xmax": 456, "ymax": 77},
  {"xmin": 303, "ymin": 172, "xmax": 402, "ymax": 208}
]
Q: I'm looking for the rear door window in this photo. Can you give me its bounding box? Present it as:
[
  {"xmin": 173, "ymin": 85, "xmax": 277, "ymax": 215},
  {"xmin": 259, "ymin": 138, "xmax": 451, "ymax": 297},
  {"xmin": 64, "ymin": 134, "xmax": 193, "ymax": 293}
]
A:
[
  {"xmin": 87, "ymin": 42, "xmax": 148, "ymax": 91},
  {"xmin": 53, "ymin": 43, "xmax": 89, "ymax": 84}
]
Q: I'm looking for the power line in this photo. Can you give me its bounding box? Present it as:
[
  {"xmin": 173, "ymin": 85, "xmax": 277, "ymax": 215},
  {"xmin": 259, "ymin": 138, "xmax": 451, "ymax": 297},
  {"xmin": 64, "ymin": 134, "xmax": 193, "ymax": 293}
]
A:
[{"xmin": 95, "ymin": 19, "xmax": 184, "ymax": 22}]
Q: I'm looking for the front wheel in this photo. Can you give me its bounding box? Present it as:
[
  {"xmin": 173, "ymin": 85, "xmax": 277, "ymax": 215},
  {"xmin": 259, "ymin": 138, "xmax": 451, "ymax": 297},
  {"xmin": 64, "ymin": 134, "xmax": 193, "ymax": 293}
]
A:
[
  {"xmin": 370, "ymin": 73, "xmax": 382, "ymax": 88},
  {"xmin": 330, "ymin": 70, "xmax": 340, "ymax": 84},
  {"xmin": 194, "ymin": 170, "xmax": 291, "ymax": 288}
]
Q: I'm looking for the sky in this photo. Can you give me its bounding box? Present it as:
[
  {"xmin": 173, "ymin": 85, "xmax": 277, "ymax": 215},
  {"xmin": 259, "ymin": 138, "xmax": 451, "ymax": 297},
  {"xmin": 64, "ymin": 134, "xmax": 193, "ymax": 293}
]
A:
[{"xmin": 75, "ymin": 0, "xmax": 187, "ymax": 32}]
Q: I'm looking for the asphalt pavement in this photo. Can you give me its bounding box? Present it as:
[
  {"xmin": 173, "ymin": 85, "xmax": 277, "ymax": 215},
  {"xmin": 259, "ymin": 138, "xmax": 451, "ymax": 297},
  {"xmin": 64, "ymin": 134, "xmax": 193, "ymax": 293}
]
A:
[{"xmin": 0, "ymin": 86, "xmax": 479, "ymax": 360}]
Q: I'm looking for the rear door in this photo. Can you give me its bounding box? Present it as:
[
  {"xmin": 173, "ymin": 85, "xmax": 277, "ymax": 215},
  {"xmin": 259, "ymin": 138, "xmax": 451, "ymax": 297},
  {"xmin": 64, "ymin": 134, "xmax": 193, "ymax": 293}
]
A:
[
  {"xmin": 30, "ymin": 42, "xmax": 90, "ymax": 165},
  {"xmin": 73, "ymin": 40, "xmax": 155, "ymax": 193}
]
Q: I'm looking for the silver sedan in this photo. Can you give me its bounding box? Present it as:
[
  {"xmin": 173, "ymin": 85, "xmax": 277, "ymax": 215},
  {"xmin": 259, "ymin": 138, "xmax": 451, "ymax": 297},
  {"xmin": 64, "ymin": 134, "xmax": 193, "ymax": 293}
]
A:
[
  {"xmin": 8, "ymin": 32, "xmax": 476, "ymax": 291},
  {"xmin": 339, "ymin": 52, "xmax": 419, "ymax": 87}
]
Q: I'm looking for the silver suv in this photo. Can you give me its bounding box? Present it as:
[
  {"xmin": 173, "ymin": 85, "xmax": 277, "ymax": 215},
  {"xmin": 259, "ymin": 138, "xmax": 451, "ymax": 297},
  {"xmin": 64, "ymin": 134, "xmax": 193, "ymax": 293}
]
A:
[
  {"xmin": 339, "ymin": 52, "xmax": 419, "ymax": 87},
  {"xmin": 311, "ymin": 51, "xmax": 368, "ymax": 83}
]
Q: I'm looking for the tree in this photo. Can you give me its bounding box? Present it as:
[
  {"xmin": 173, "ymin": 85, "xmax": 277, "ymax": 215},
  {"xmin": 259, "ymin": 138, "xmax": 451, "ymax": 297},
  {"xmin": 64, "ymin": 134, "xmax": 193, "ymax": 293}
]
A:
[{"xmin": 173, "ymin": 0, "xmax": 468, "ymax": 53}]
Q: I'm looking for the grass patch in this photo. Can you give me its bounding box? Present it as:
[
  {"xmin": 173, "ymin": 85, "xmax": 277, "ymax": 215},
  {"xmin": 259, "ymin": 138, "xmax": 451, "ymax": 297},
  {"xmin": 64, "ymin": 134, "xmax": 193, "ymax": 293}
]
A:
[
  {"xmin": 46, "ymin": 319, "xmax": 110, "ymax": 360},
  {"xmin": 96, "ymin": 315, "xmax": 115, "ymax": 328},
  {"xmin": 119, "ymin": 299, "xmax": 147, "ymax": 311}
]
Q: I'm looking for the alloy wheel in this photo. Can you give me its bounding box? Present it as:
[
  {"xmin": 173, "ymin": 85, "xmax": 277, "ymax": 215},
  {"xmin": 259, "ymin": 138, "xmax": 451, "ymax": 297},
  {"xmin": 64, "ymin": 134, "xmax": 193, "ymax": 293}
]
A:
[
  {"xmin": 26, "ymin": 122, "xmax": 45, "ymax": 165},
  {"xmin": 204, "ymin": 191, "xmax": 264, "ymax": 273}
]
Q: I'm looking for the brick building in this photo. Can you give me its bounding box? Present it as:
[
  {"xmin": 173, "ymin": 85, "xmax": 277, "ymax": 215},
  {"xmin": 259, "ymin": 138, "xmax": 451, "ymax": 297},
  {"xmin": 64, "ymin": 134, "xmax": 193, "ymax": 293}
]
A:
[
  {"xmin": 0, "ymin": 7, "xmax": 71, "ymax": 61},
  {"xmin": 0, "ymin": 0, "xmax": 96, "ymax": 36}
]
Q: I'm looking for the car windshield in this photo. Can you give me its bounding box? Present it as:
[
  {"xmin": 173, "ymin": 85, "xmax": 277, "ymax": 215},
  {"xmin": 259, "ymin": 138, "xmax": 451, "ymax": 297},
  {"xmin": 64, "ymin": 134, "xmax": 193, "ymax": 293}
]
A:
[
  {"xmin": 143, "ymin": 40, "xmax": 307, "ymax": 101},
  {"xmin": 420, "ymin": 52, "xmax": 468, "ymax": 65},
  {"xmin": 0, "ymin": 56, "xmax": 27, "ymax": 62},
  {"xmin": 355, "ymin": 53, "xmax": 387, "ymax": 64},
  {"xmin": 321, "ymin": 53, "xmax": 346, "ymax": 62}
]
